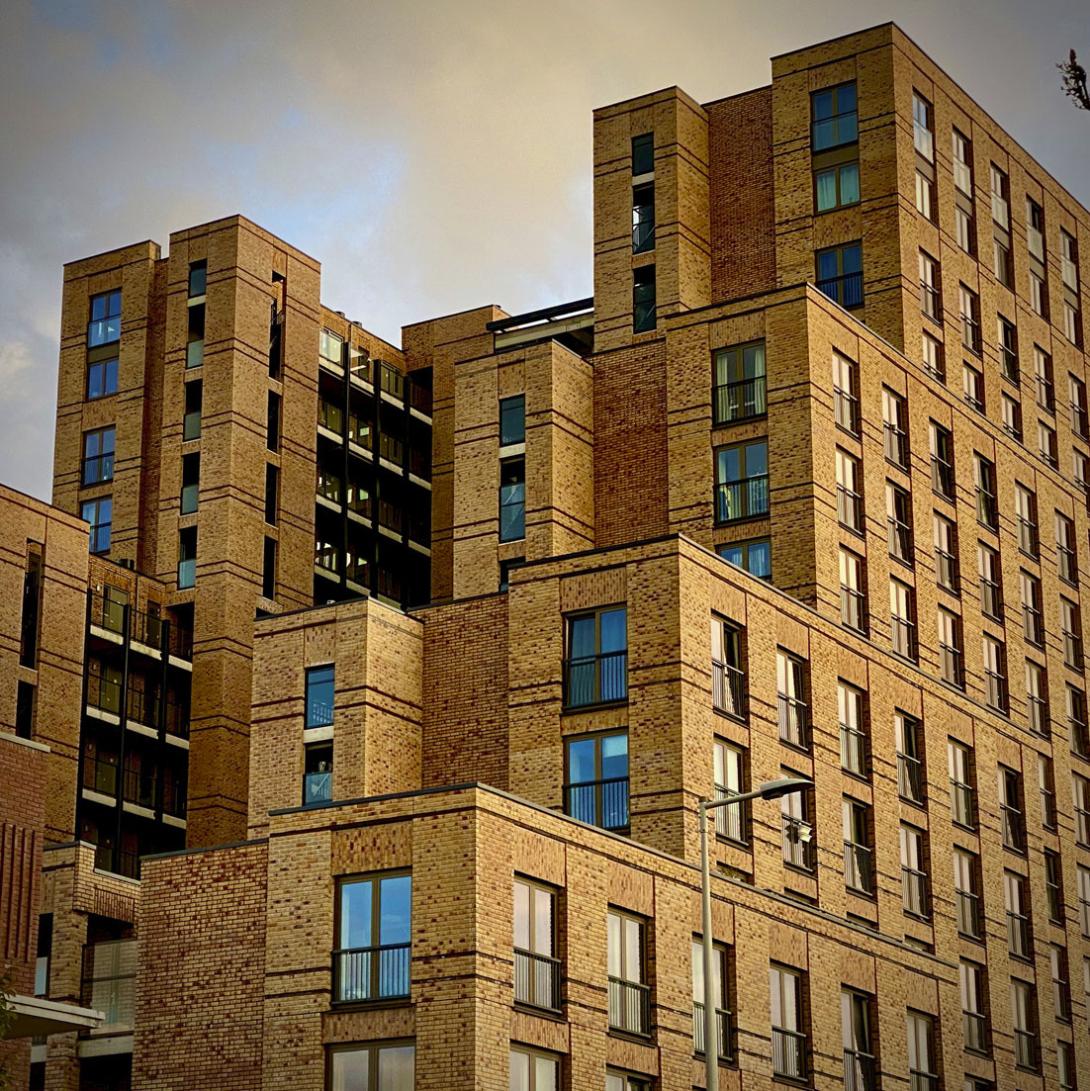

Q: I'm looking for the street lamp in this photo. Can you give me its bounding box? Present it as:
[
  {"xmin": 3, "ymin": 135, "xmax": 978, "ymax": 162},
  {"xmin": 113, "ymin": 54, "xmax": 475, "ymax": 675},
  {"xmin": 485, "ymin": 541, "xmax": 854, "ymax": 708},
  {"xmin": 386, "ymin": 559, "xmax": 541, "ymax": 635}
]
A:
[{"xmin": 699, "ymin": 777, "xmax": 812, "ymax": 1091}]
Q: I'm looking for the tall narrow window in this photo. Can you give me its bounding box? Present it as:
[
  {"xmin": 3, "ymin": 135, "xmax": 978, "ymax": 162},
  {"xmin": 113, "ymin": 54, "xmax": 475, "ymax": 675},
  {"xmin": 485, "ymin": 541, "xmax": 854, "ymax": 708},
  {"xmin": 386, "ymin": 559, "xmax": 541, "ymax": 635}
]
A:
[
  {"xmin": 952, "ymin": 129, "xmax": 973, "ymax": 194},
  {"xmin": 839, "ymin": 548, "xmax": 866, "ymax": 633},
  {"xmin": 632, "ymin": 182, "xmax": 654, "ymax": 253},
  {"xmin": 82, "ymin": 497, "xmax": 112, "ymax": 555},
  {"xmin": 839, "ymin": 681, "xmax": 868, "ymax": 778},
  {"xmin": 841, "ymin": 990, "xmax": 875, "ymax": 1090},
  {"xmin": 1021, "ymin": 570, "xmax": 1043, "ymax": 646},
  {"xmin": 960, "ymin": 960, "xmax": 988, "ymax": 1053},
  {"xmin": 770, "ymin": 965, "xmax": 808, "ymax": 1081},
  {"xmin": 1070, "ymin": 686, "xmax": 1090, "ymax": 757},
  {"xmin": 303, "ymin": 742, "xmax": 332, "ymax": 805},
  {"xmin": 1044, "ymin": 850, "xmax": 1065, "ymax": 923},
  {"xmin": 1011, "ymin": 979, "xmax": 1038, "ymax": 1070},
  {"xmin": 998, "ymin": 315, "xmax": 1019, "ymax": 382},
  {"xmin": 948, "ymin": 739, "xmax": 975, "ymax": 829},
  {"xmin": 900, "ymin": 823, "xmax": 930, "ymax": 919},
  {"xmin": 921, "ymin": 331, "xmax": 944, "ymax": 382},
  {"xmin": 262, "ymin": 536, "xmax": 276, "ymax": 599},
  {"xmin": 912, "ymin": 91, "xmax": 934, "ymax": 159},
  {"xmin": 713, "ymin": 341, "xmax": 766, "ymax": 424},
  {"xmin": 929, "ymin": 422, "xmax": 955, "ymax": 499},
  {"xmin": 1069, "ymin": 374, "xmax": 1088, "ymax": 438},
  {"xmin": 936, "ymin": 607, "xmax": 963, "ymax": 687},
  {"xmin": 711, "ymin": 618, "xmax": 746, "ymax": 720},
  {"xmin": 715, "ymin": 440, "xmax": 769, "ymax": 523},
  {"xmin": 264, "ymin": 463, "xmax": 278, "ymax": 525},
  {"xmin": 305, "ymin": 664, "xmax": 335, "ymax": 728},
  {"xmin": 959, "ymin": 283, "xmax": 981, "ymax": 353},
  {"xmin": 919, "ymin": 251, "xmax": 941, "ymax": 320},
  {"xmin": 713, "ymin": 739, "xmax": 747, "ymax": 843},
  {"xmin": 886, "ymin": 482, "xmax": 913, "ymax": 562},
  {"xmin": 906, "ymin": 1012, "xmax": 938, "ymax": 1091},
  {"xmin": 1061, "ymin": 598, "xmax": 1083, "ymax": 669},
  {"xmin": 632, "ymin": 266, "xmax": 655, "ymax": 333},
  {"xmin": 333, "ymin": 873, "xmax": 412, "ymax": 1002},
  {"xmin": 1074, "ymin": 773, "xmax": 1090, "ymax": 847},
  {"xmin": 889, "ymin": 578, "xmax": 916, "ymax": 660},
  {"xmin": 81, "ymin": 426, "xmax": 116, "ymax": 485},
  {"xmin": 499, "ymin": 395, "xmax": 526, "ymax": 447},
  {"xmin": 843, "ymin": 798, "xmax": 874, "ymax": 896},
  {"xmin": 513, "ymin": 878, "xmax": 559, "ymax": 1012},
  {"xmin": 564, "ymin": 731, "xmax": 629, "ymax": 831},
  {"xmin": 882, "ymin": 387, "xmax": 909, "ymax": 467},
  {"xmin": 781, "ymin": 781, "xmax": 815, "ymax": 871},
  {"xmin": 895, "ymin": 711, "xmax": 925, "ymax": 804},
  {"xmin": 978, "ymin": 543, "xmax": 1002, "ymax": 620},
  {"xmin": 777, "ymin": 651, "xmax": 809, "ymax": 750},
  {"xmin": 933, "ymin": 513, "xmax": 958, "ymax": 592},
  {"xmin": 836, "ymin": 449, "xmax": 863, "ymax": 531},
  {"xmin": 692, "ymin": 940, "xmax": 733, "ymax": 1061},
  {"xmin": 1052, "ymin": 944, "xmax": 1072, "ymax": 1023},
  {"xmin": 266, "ymin": 391, "xmax": 281, "ymax": 451},
  {"xmin": 180, "ymin": 453, "xmax": 200, "ymax": 515},
  {"xmin": 564, "ymin": 607, "xmax": 627, "ymax": 708},
  {"xmin": 88, "ymin": 289, "xmax": 121, "ymax": 347},
  {"xmin": 999, "ymin": 765, "xmax": 1025, "ymax": 852},
  {"xmin": 975, "ymin": 455, "xmax": 998, "ymax": 529},
  {"xmin": 954, "ymin": 848, "xmax": 983, "ymax": 939},
  {"xmin": 1034, "ymin": 346, "xmax": 1055, "ymax": 412},
  {"xmin": 1039, "ymin": 754, "xmax": 1058, "ymax": 830},
  {"xmin": 1024, "ymin": 660, "xmax": 1049, "ymax": 736},
  {"xmin": 19, "ymin": 546, "xmax": 42, "ymax": 668},
  {"xmin": 607, "ymin": 909, "xmax": 648, "ymax": 1036},
  {"xmin": 499, "ymin": 457, "xmax": 526, "ymax": 541},
  {"xmin": 832, "ymin": 352, "xmax": 860, "ymax": 433},
  {"xmin": 183, "ymin": 379, "xmax": 202, "ymax": 440},
  {"xmin": 1056, "ymin": 512, "xmax": 1078, "ymax": 584}
]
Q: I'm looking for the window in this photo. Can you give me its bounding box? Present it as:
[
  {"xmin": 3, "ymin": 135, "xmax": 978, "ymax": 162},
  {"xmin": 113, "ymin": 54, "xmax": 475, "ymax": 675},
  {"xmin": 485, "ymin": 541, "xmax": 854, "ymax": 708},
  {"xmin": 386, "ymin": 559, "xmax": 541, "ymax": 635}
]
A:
[
  {"xmin": 1011, "ymin": 979, "xmax": 1038, "ymax": 1070},
  {"xmin": 564, "ymin": 607, "xmax": 626, "ymax": 708},
  {"xmin": 933, "ymin": 514, "xmax": 958, "ymax": 592},
  {"xmin": 88, "ymin": 289, "xmax": 121, "ymax": 347},
  {"xmin": 936, "ymin": 607, "xmax": 963, "ymax": 687},
  {"xmin": 305, "ymin": 665, "xmax": 335, "ymax": 728},
  {"xmin": 1026, "ymin": 197, "xmax": 1045, "ymax": 258},
  {"xmin": 498, "ymin": 557, "xmax": 523, "ymax": 592},
  {"xmin": 632, "ymin": 182, "xmax": 654, "ymax": 253},
  {"xmin": 15, "ymin": 681, "xmax": 35, "ymax": 739},
  {"xmin": 836, "ymin": 449, "xmax": 863, "ymax": 531},
  {"xmin": 81, "ymin": 497, "xmax": 112, "ymax": 554},
  {"xmin": 921, "ymin": 331, "xmax": 944, "ymax": 381},
  {"xmin": 952, "ymin": 128, "xmax": 973, "ymax": 194},
  {"xmin": 839, "ymin": 681, "xmax": 868, "ymax": 777},
  {"xmin": 87, "ymin": 355, "xmax": 118, "ymax": 399},
  {"xmin": 900, "ymin": 823, "xmax": 929, "ymax": 919},
  {"xmin": 499, "ymin": 395, "xmax": 525, "ymax": 447},
  {"xmin": 303, "ymin": 742, "xmax": 331, "ymax": 805},
  {"xmin": 919, "ymin": 251, "xmax": 941, "ymax": 320},
  {"xmin": 896, "ymin": 711, "xmax": 925, "ymax": 804},
  {"xmin": 843, "ymin": 798, "xmax": 874, "ymax": 895},
  {"xmin": 959, "ymin": 283, "xmax": 981, "ymax": 353},
  {"xmin": 1001, "ymin": 392, "xmax": 1022, "ymax": 440},
  {"xmin": 183, "ymin": 379, "xmax": 202, "ymax": 440},
  {"xmin": 267, "ymin": 390, "xmax": 281, "ymax": 451},
  {"xmin": 777, "ymin": 650, "xmax": 809, "ymax": 749},
  {"xmin": 816, "ymin": 243, "xmax": 863, "ymax": 308},
  {"xmin": 1059, "ymin": 1040, "xmax": 1077, "ymax": 1091},
  {"xmin": 607, "ymin": 909, "xmax": 648, "ymax": 1035},
  {"xmin": 882, "ymin": 387, "xmax": 909, "ymax": 467},
  {"xmin": 605, "ymin": 1072, "xmax": 651, "ymax": 1091},
  {"xmin": 327, "ymin": 1043, "xmax": 414, "ymax": 1090},
  {"xmin": 1052, "ymin": 944, "xmax": 1072, "ymax": 1022},
  {"xmin": 998, "ymin": 316, "xmax": 1019, "ymax": 382},
  {"xmin": 1039, "ymin": 754, "xmax": 1057, "ymax": 830},
  {"xmin": 262, "ymin": 536, "xmax": 276, "ymax": 599},
  {"xmin": 1044, "ymin": 849, "xmax": 1065, "ymax": 923},
  {"xmin": 1037, "ymin": 420, "xmax": 1057, "ymax": 466},
  {"xmin": 713, "ymin": 739, "xmax": 747, "ymax": 843},
  {"xmin": 929, "ymin": 422, "xmax": 955, "ymax": 499},
  {"xmin": 1074, "ymin": 449, "xmax": 1089, "ymax": 496},
  {"xmin": 1065, "ymin": 299, "xmax": 1084, "ymax": 346},
  {"xmin": 960, "ymin": 960, "xmax": 988, "ymax": 1053},
  {"xmin": 977, "ymin": 543, "xmax": 1002, "ymax": 620},
  {"xmin": 889, "ymin": 578, "xmax": 916, "ymax": 660},
  {"xmin": 887, "ymin": 482, "xmax": 913, "ymax": 562},
  {"xmin": 692, "ymin": 940, "xmax": 733, "ymax": 1060},
  {"xmin": 632, "ymin": 265, "xmax": 655, "ymax": 332},
  {"xmin": 994, "ymin": 233, "xmax": 1013, "ymax": 287},
  {"xmin": 716, "ymin": 538, "xmax": 771, "ymax": 579},
  {"xmin": 499, "ymin": 457, "xmax": 525, "ymax": 541},
  {"xmin": 1079, "ymin": 865, "xmax": 1090, "ymax": 935},
  {"xmin": 711, "ymin": 619, "xmax": 745, "ymax": 719},
  {"xmin": 509, "ymin": 1048, "xmax": 558, "ymax": 1091},
  {"xmin": 1061, "ymin": 598, "xmax": 1083, "ymax": 668},
  {"xmin": 1030, "ymin": 268, "xmax": 1048, "ymax": 319},
  {"xmin": 962, "ymin": 362, "xmax": 984, "ymax": 412},
  {"xmin": 1075, "ymin": 773, "xmax": 1090, "ymax": 847},
  {"xmin": 954, "ymin": 847, "xmax": 983, "ymax": 938},
  {"xmin": 1070, "ymin": 375, "xmax": 1089, "ymax": 438},
  {"xmin": 1025, "ymin": 661, "xmax": 1049, "ymax": 736},
  {"xmin": 811, "ymin": 81, "xmax": 857, "ymax": 150},
  {"xmin": 713, "ymin": 341, "xmax": 766, "ymax": 424},
  {"xmin": 999, "ymin": 765, "xmax": 1025, "ymax": 852},
  {"xmin": 839, "ymin": 549, "xmax": 866, "ymax": 633},
  {"xmin": 179, "ymin": 453, "xmax": 200, "ymax": 515},
  {"xmin": 1015, "ymin": 483, "xmax": 1038, "ymax": 555},
  {"xmin": 906, "ymin": 1011, "xmax": 938, "ymax": 1091},
  {"xmin": 990, "ymin": 163, "xmax": 1010, "ymax": 228},
  {"xmin": 1034, "ymin": 346, "xmax": 1055, "ymax": 412},
  {"xmin": 1070, "ymin": 686, "xmax": 1090, "ymax": 757},
  {"xmin": 955, "ymin": 204, "xmax": 975, "ymax": 255},
  {"xmin": 81, "ymin": 426, "xmax": 115, "ymax": 486},
  {"xmin": 781, "ymin": 781, "xmax": 814, "ymax": 871},
  {"xmin": 1062, "ymin": 228, "xmax": 1080, "ymax": 291},
  {"xmin": 912, "ymin": 91, "xmax": 934, "ymax": 160},
  {"xmin": 631, "ymin": 133, "xmax": 653, "ymax": 175},
  {"xmin": 715, "ymin": 440, "xmax": 768, "ymax": 522},
  {"xmin": 513, "ymin": 879, "xmax": 559, "ymax": 1011},
  {"xmin": 264, "ymin": 463, "xmax": 278, "ymax": 524},
  {"xmin": 948, "ymin": 740, "xmax": 976, "ymax": 829},
  {"xmin": 187, "ymin": 290, "xmax": 205, "ymax": 367},
  {"xmin": 188, "ymin": 260, "xmax": 206, "ymax": 298},
  {"xmin": 1021, "ymin": 570, "xmax": 1044, "ymax": 646},
  {"xmin": 915, "ymin": 169, "xmax": 934, "ymax": 221},
  {"xmin": 1056, "ymin": 512, "xmax": 1078, "ymax": 583},
  {"xmin": 832, "ymin": 352, "xmax": 860, "ymax": 433},
  {"xmin": 770, "ymin": 965, "xmax": 807, "ymax": 1080},
  {"xmin": 815, "ymin": 160, "xmax": 860, "ymax": 211},
  {"xmin": 975, "ymin": 455, "xmax": 998, "ymax": 529},
  {"xmin": 841, "ymin": 990, "xmax": 875, "ymax": 1091},
  {"xmin": 333, "ymin": 874, "xmax": 412, "ymax": 1003},
  {"xmin": 565, "ymin": 731, "xmax": 628, "ymax": 831}
]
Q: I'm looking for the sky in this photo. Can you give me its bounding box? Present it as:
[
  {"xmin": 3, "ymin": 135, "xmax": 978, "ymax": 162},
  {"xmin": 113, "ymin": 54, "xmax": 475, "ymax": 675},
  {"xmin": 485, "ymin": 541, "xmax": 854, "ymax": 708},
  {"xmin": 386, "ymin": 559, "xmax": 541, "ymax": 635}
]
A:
[{"xmin": 1, "ymin": 0, "xmax": 1088, "ymax": 501}]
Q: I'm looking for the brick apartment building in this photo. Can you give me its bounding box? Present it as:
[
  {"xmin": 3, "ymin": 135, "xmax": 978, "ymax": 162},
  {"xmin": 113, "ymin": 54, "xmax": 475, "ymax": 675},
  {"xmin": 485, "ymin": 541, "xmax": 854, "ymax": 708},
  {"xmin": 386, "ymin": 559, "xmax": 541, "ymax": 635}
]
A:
[{"xmin": 2, "ymin": 19, "xmax": 1090, "ymax": 1091}]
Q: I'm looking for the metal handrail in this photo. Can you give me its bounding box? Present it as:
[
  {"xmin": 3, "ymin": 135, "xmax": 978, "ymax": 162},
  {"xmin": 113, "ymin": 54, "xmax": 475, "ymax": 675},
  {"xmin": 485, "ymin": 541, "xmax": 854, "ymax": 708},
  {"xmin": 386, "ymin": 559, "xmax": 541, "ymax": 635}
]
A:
[
  {"xmin": 712, "ymin": 377, "xmax": 767, "ymax": 425},
  {"xmin": 711, "ymin": 659, "xmax": 746, "ymax": 719},
  {"xmin": 563, "ymin": 650, "xmax": 627, "ymax": 708},
  {"xmin": 777, "ymin": 694, "xmax": 809, "ymax": 749},
  {"xmin": 514, "ymin": 948, "xmax": 561, "ymax": 1011},
  {"xmin": 331, "ymin": 943, "xmax": 411, "ymax": 1003},
  {"xmin": 563, "ymin": 776, "xmax": 629, "ymax": 832},
  {"xmin": 608, "ymin": 975, "xmax": 650, "ymax": 1036}
]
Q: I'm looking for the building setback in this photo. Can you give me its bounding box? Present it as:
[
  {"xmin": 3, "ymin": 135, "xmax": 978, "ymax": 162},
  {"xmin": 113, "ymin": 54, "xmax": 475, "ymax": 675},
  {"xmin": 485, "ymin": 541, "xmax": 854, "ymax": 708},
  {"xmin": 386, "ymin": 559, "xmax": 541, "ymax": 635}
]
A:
[{"xmin": 1, "ymin": 19, "xmax": 1089, "ymax": 1091}]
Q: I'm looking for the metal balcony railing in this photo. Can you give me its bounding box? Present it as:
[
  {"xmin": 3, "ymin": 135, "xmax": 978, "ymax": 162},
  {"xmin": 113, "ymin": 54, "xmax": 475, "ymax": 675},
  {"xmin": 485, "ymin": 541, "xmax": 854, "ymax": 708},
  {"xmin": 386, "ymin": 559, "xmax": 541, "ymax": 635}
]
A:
[
  {"xmin": 82, "ymin": 755, "xmax": 118, "ymax": 796},
  {"xmin": 782, "ymin": 817, "xmax": 814, "ymax": 871},
  {"xmin": 902, "ymin": 866, "xmax": 929, "ymax": 919},
  {"xmin": 844, "ymin": 842, "xmax": 874, "ymax": 895},
  {"xmin": 514, "ymin": 949, "xmax": 561, "ymax": 1012},
  {"xmin": 956, "ymin": 889, "xmax": 983, "ymax": 939},
  {"xmin": 713, "ymin": 377, "xmax": 767, "ymax": 425},
  {"xmin": 693, "ymin": 1002, "xmax": 733, "ymax": 1061},
  {"xmin": 816, "ymin": 271, "xmax": 863, "ymax": 309},
  {"xmin": 711, "ymin": 660, "xmax": 745, "ymax": 719},
  {"xmin": 715, "ymin": 475, "xmax": 769, "ymax": 523},
  {"xmin": 897, "ymin": 752, "xmax": 925, "ymax": 803},
  {"xmin": 608, "ymin": 976, "xmax": 650, "ymax": 1036},
  {"xmin": 563, "ymin": 777, "xmax": 629, "ymax": 832},
  {"xmin": 883, "ymin": 423, "xmax": 909, "ymax": 467},
  {"xmin": 778, "ymin": 694, "xmax": 809, "ymax": 749},
  {"xmin": 563, "ymin": 651, "xmax": 627, "ymax": 708},
  {"xmin": 772, "ymin": 1027, "xmax": 808, "ymax": 1080},
  {"xmin": 713, "ymin": 785, "xmax": 746, "ymax": 843},
  {"xmin": 332, "ymin": 943, "xmax": 411, "ymax": 1003},
  {"xmin": 1001, "ymin": 803, "xmax": 1025, "ymax": 852},
  {"xmin": 87, "ymin": 673, "xmax": 122, "ymax": 716},
  {"xmin": 843, "ymin": 1049, "xmax": 877, "ymax": 1091}
]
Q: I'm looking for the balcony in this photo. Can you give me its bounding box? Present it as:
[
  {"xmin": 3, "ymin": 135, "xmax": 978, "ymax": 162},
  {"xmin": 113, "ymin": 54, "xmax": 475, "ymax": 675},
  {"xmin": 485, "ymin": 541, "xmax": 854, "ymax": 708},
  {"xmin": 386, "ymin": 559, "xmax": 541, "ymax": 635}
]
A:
[
  {"xmin": 713, "ymin": 377, "xmax": 766, "ymax": 425},
  {"xmin": 563, "ymin": 777, "xmax": 629, "ymax": 832},
  {"xmin": 87, "ymin": 673, "xmax": 122, "ymax": 717},
  {"xmin": 563, "ymin": 651, "xmax": 627, "ymax": 708},
  {"xmin": 514, "ymin": 948, "xmax": 561, "ymax": 1012},
  {"xmin": 93, "ymin": 844, "xmax": 139, "ymax": 879},
  {"xmin": 80, "ymin": 939, "xmax": 136, "ymax": 1037},
  {"xmin": 608, "ymin": 976, "xmax": 650, "ymax": 1036},
  {"xmin": 332, "ymin": 943, "xmax": 410, "ymax": 1003},
  {"xmin": 693, "ymin": 1002, "xmax": 733, "ymax": 1061},
  {"xmin": 711, "ymin": 660, "xmax": 745, "ymax": 719},
  {"xmin": 772, "ymin": 1027, "xmax": 807, "ymax": 1081}
]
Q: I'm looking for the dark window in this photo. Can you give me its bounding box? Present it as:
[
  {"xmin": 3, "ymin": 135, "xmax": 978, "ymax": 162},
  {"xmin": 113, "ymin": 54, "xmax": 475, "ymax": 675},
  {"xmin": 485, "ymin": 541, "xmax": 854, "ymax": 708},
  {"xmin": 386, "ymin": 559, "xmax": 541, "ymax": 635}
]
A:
[
  {"xmin": 333, "ymin": 873, "xmax": 412, "ymax": 1003},
  {"xmin": 87, "ymin": 356, "xmax": 119, "ymax": 399},
  {"xmin": 264, "ymin": 463, "xmax": 278, "ymax": 525},
  {"xmin": 262, "ymin": 536, "xmax": 276, "ymax": 599},
  {"xmin": 631, "ymin": 133, "xmax": 654, "ymax": 176},
  {"xmin": 948, "ymin": 740, "xmax": 976, "ymax": 830},
  {"xmin": 998, "ymin": 316, "xmax": 1019, "ymax": 382},
  {"xmin": 566, "ymin": 731, "xmax": 629, "ymax": 831},
  {"xmin": 180, "ymin": 453, "xmax": 200, "ymax": 514},
  {"xmin": 975, "ymin": 456, "xmax": 998, "ymax": 529},
  {"xmin": 811, "ymin": 82, "xmax": 857, "ymax": 151},
  {"xmin": 716, "ymin": 538, "xmax": 771, "ymax": 579},
  {"xmin": 499, "ymin": 395, "xmax": 525, "ymax": 446},
  {"xmin": 1045, "ymin": 850, "xmax": 1065, "ymax": 923},
  {"xmin": 81, "ymin": 497, "xmax": 112, "ymax": 554},
  {"xmin": 498, "ymin": 557, "xmax": 523, "ymax": 592},
  {"xmin": 959, "ymin": 283, "xmax": 981, "ymax": 354},
  {"xmin": 843, "ymin": 798, "xmax": 875, "ymax": 895},
  {"xmin": 983, "ymin": 635, "xmax": 1008, "ymax": 713},
  {"xmin": 632, "ymin": 182, "xmax": 655, "ymax": 253},
  {"xmin": 999, "ymin": 766, "xmax": 1026, "ymax": 852},
  {"xmin": 499, "ymin": 457, "xmax": 525, "ymax": 541},
  {"xmin": 188, "ymin": 261, "xmax": 207, "ymax": 298},
  {"xmin": 19, "ymin": 546, "xmax": 42, "ymax": 667},
  {"xmin": 305, "ymin": 665, "xmax": 335, "ymax": 728},
  {"xmin": 816, "ymin": 243, "xmax": 863, "ymax": 308},
  {"xmin": 177, "ymin": 526, "xmax": 196, "ymax": 588},
  {"xmin": 895, "ymin": 712, "xmax": 925, "ymax": 804},
  {"xmin": 715, "ymin": 440, "xmax": 768, "ymax": 523},
  {"xmin": 88, "ymin": 289, "xmax": 121, "ymax": 347},
  {"xmin": 632, "ymin": 266, "xmax": 656, "ymax": 332},
  {"xmin": 929, "ymin": 421, "xmax": 955, "ymax": 499},
  {"xmin": 16, "ymin": 681, "xmax": 35, "ymax": 739},
  {"xmin": 303, "ymin": 742, "xmax": 332, "ymax": 806},
  {"xmin": 267, "ymin": 391, "xmax": 281, "ymax": 451},
  {"xmin": 183, "ymin": 380, "xmax": 202, "ymax": 441},
  {"xmin": 81, "ymin": 426, "xmax": 116, "ymax": 485}
]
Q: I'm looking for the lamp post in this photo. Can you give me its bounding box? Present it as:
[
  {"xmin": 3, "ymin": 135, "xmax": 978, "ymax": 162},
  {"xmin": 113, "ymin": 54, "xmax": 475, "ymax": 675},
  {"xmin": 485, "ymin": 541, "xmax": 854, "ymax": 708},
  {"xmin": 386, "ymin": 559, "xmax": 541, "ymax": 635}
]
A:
[{"xmin": 699, "ymin": 777, "xmax": 812, "ymax": 1091}]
